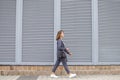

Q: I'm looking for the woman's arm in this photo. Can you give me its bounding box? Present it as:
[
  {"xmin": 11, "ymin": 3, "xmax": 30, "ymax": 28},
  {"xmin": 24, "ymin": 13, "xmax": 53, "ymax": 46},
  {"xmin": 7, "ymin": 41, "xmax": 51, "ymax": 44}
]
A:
[
  {"xmin": 64, "ymin": 48, "xmax": 71, "ymax": 54},
  {"xmin": 57, "ymin": 40, "xmax": 70, "ymax": 54}
]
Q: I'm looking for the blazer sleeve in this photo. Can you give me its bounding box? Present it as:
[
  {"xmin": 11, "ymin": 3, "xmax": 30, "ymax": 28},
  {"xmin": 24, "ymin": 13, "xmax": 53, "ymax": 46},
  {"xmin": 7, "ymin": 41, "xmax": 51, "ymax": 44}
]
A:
[{"xmin": 64, "ymin": 48, "xmax": 70, "ymax": 54}]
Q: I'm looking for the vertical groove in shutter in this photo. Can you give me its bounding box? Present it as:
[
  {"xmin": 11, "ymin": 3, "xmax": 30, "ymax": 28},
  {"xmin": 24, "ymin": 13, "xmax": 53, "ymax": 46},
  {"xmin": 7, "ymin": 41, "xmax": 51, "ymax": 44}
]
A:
[
  {"xmin": 61, "ymin": 0, "xmax": 92, "ymax": 62},
  {"xmin": 98, "ymin": 0, "xmax": 120, "ymax": 62},
  {"xmin": 22, "ymin": 0, "xmax": 54, "ymax": 62},
  {"xmin": 0, "ymin": 0, "xmax": 16, "ymax": 62}
]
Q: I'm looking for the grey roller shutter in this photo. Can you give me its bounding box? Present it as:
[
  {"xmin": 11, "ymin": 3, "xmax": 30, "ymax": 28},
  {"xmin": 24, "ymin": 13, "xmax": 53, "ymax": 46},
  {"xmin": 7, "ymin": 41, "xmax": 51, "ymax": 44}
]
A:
[
  {"xmin": 22, "ymin": 0, "xmax": 54, "ymax": 63},
  {"xmin": 98, "ymin": 0, "xmax": 120, "ymax": 62},
  {"xmin": 0, "ymin": 0, "xmax": 16, "ymax": 62},
  {"xmin": 61, "ymin": 0, "xmax": 92, "ymax": 63}
]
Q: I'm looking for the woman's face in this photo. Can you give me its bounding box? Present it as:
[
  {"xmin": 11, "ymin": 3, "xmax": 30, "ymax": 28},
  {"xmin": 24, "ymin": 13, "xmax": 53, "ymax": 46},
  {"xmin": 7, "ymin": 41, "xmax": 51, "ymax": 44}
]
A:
[{"xmin": 61, "ymin": 32, "xmax": 64, "ymax": 38}]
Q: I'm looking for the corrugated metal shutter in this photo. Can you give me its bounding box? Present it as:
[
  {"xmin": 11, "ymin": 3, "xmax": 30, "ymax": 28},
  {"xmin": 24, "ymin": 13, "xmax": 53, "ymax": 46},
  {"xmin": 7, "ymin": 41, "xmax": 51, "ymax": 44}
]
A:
[
  {"xmin": 98, "ymin": 0, "xmax": 120, "ymax": 62},
  {"xmin": 0, "ymin": 0, "xmax": 16, "ymax": 62},
  {"xmin": 22, "ymin": 0, "xmax": 54, "ymax": 63},
  {"xmin": 61, "ymin": 0, "xmax": 92, "ymax": 63}
]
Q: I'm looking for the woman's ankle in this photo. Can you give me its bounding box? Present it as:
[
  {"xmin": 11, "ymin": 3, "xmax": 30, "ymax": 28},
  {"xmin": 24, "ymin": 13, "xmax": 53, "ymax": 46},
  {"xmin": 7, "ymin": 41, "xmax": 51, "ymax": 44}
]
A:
[
  {"xmin": 51, "ymin": 72, "xmax": 55, "ymax": 74},
  {"xmin": 68, "ymin": 73, "xmax": 71, "ymax": 75}
]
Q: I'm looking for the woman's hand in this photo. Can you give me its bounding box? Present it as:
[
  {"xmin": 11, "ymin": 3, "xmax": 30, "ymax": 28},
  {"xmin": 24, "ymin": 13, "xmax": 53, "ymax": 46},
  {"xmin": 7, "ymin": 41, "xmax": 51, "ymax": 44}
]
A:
[
  {"xmin": 66, "ymin": 48, "xmax": 69, "ymax": 51},
  {"xmin": 66, "ymin": 48, "xmax": 72, "ymax": 56},
  {"xmin": 69, "ymin": 53, "xmax": 72, "ymax": 56}
]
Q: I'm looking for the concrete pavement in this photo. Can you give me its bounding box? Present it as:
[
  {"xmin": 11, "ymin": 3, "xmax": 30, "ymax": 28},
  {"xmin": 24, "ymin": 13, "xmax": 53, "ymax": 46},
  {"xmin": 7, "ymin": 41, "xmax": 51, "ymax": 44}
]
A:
[{"xmin": 0, "ymin": 75, "xmax": 120, "ymax": 80}]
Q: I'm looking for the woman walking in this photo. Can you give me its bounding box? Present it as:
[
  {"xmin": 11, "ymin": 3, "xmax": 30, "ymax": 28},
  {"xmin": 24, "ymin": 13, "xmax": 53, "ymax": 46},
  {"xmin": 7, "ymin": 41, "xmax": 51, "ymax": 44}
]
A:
[{"xmin": 50, "ymin": 30, "xmax": 76, "ymax": 78}]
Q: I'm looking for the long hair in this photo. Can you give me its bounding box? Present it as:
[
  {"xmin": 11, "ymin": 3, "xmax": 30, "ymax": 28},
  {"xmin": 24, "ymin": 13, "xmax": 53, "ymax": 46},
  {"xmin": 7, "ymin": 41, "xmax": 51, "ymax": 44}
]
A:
[{"xmin": 56, "ymin": 30, "xmax": 64, "ymax": 40}]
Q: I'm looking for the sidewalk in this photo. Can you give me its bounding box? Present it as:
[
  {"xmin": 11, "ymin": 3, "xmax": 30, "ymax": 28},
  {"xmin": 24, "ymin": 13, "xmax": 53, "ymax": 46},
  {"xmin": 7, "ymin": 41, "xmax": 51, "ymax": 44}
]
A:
[{"xmin": 0, "ymin": 75, "xmax": 120, "ymax": 80}]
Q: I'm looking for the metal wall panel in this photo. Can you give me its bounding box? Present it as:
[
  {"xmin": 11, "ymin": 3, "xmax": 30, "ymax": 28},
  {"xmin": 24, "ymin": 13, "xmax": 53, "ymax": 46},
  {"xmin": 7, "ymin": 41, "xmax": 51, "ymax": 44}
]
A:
[
  {"xmin": 0, "ymin": 0, "xmax": 16, "ymax": 62},
  {"xmin": 61, "ymin": 0, "xmax": 92, "ymax": 63},
  {"xmin": 98, "ymin": 0, "xmax": 120, "ymax": 62},
  {"xmin": 22, "ymin": 0, "xmax": 54, "ymax": 63}
]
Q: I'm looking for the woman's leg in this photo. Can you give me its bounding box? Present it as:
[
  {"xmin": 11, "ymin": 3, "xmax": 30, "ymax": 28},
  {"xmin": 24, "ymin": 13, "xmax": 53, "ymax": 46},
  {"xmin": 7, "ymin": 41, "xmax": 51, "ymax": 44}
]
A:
[
  {"xmin": 52, "ymin": 59, "xmax": 61, "ymax": 73},
  {"xmin": 62, "ymin": 59, "xmax": 70, "ymax": 74}
]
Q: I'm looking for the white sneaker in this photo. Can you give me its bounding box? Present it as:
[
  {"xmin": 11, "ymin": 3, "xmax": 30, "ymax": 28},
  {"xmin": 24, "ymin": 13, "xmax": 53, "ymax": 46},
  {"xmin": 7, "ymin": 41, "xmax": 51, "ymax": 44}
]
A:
[
  {"xmin": 69, "ymin": 73, "xmax": 76, "ymax": 78},
  {"xmin": 50, "ymin": 74, "xmax": 58, "ymax": 78}
]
